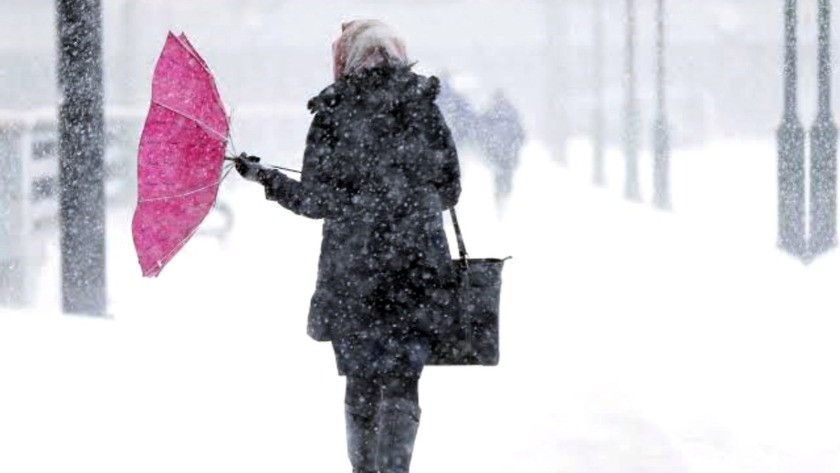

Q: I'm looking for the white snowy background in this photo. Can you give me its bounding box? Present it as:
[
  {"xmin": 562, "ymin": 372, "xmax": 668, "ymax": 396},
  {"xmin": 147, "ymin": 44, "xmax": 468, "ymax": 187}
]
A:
[
  {"xmin": 4, "ymin": 140, "xmax": 840, "ymax": 472},
  {"xmin": 3, "ymin": 1, "xmax": 840, "ymax": 472}
]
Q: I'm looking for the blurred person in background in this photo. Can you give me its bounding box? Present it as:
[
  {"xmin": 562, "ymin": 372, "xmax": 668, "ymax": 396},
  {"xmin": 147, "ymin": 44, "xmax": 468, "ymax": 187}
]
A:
[
  {"xmin": 478, "ymin": 89, "xmax": 525, "ymax": 208},
  {"xmin": 436, "ymin": 71, "xmax": 478, "ymax": 149},
  {"xmin": 234, "ymin": 19, "xmax": 460, "ymax": 473}
]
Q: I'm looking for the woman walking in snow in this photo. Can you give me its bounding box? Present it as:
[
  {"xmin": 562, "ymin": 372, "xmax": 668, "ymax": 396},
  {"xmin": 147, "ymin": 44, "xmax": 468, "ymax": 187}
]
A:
[{"xmin": 235, "ymin": 20, "xmax": 460, "ymax": 473}]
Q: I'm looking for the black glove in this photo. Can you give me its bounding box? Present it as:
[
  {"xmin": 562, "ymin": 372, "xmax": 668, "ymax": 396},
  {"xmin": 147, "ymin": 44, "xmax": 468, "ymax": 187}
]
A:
[{"xmin": 234, "ymin": 153, "xmax": 266, "ymax": 182}]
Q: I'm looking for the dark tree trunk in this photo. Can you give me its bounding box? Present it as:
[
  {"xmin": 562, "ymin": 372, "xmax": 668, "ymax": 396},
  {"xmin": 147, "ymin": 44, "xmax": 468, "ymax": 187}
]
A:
[{"xmin": 56, "ymin": 0, "xmax": 107, "ymax": 315}]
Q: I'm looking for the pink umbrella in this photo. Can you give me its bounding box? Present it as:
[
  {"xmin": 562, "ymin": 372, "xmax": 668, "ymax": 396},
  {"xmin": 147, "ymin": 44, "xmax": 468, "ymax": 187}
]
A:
[{"xmin": 132, "ymin": 32, "xmax": 230, "ymax": 277}]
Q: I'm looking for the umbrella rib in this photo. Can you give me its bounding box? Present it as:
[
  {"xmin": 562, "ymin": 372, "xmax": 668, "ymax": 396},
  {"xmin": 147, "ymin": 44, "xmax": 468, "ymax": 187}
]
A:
[
  {"xmin": 153, "ymin": 217, "xmax": 205, "ymax": 275},
  {"xmin": 173, "ymin": 34, "xmax": 227, "ymax": 113},
  {"xmin": 139, "ymin": 178, "xmax": 224, "ymax": 203},
  {"xmin": 140, "ymin": 164, "xmax": 234, "ymax": 276},
  {"xmin": 175, "ymin": 34, "xmax": 214, "ymax": 76},
  {"xmin": 146, "ymin": 165, "xmax": 234, "ymax": 273},
  {"xmin": 152, "ymin": 101, "xmax": 228, "ymax": 142}
]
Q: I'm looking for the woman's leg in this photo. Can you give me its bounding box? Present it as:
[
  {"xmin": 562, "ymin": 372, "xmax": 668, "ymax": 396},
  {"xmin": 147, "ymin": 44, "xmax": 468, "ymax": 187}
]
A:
[
  {"xmin": 345, "ymin": 375, "xmax": 381, "ymax": 473},
  {"xmin": 377, "ymin": 376, "xmax": 421, "ymax": 473}
]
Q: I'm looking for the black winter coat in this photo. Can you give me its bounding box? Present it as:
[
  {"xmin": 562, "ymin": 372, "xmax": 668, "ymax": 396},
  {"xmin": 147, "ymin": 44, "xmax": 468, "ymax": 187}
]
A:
[{"xmin": 257, "ymin": 66, "xmax": 461, "ymax": 344}]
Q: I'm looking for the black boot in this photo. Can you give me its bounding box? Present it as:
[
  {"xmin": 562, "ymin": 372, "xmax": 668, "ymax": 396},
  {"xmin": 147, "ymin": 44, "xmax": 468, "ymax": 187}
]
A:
[
  {"xmin": 345, "ymin": 402, "xmax": 378, "ymax": 473},
  {"xmin": 376, "ymin": 398, "xmax": 420, "ymax": 473}
]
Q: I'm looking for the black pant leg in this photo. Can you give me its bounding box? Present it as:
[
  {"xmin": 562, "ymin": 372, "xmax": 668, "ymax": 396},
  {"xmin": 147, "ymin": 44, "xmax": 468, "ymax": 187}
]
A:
[
  {"xmin": 345, "ymin": 376, "xmax": 381, "ymax": 473},
  {"xmin": 377, "ymin": 375, "xmax": 421, "ymax": 473}
]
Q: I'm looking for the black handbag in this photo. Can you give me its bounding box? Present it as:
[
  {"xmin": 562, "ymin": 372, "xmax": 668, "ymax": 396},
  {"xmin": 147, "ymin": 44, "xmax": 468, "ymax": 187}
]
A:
[{"xmin": 427, "ymin": 208, "xmax": 509, "ymax": 366}]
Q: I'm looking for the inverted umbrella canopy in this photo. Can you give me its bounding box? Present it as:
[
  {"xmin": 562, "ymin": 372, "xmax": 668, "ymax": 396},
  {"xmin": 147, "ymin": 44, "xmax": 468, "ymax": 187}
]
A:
[{"xmin": 132, "ymin": 32, "xmax": 229, "ymax": 277}]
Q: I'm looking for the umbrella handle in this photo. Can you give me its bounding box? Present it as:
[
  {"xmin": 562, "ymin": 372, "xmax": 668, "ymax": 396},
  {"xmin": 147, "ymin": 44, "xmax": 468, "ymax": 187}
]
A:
[
  {"xmin": 225, "ymin": 153, "xmax": 259, "ymax": 164},
  {"xmin": 224, "ymin": 155, "xmax": 301, "ymax": 174}
]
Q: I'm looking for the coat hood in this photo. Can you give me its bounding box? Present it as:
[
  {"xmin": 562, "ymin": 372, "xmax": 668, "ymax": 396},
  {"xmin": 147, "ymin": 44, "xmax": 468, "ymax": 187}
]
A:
[
  {"xmin": 332, "ymin": 19, "xmax": 409, "ymax": 80},
  {"xmin": 308, "ymin": 66, "xmax": 440, "ymax": 114}
]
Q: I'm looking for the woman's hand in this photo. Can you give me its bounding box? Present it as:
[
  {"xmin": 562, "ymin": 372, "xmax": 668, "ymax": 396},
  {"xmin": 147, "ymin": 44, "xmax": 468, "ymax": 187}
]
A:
[{"xmin": 234, "ymin": 153, "xmax": 266, "ymax": 182}]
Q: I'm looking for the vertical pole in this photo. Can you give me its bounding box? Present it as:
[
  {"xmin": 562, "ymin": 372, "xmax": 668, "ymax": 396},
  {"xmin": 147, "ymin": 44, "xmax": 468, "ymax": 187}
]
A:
[
  {"xmin": 652, "ymin": 0, "xmax": 671, "ymax": 209},
  {"xmin": 545, "ymin": 0, "xmax": 568, "ymax": 166},
  {"xmin": 0, "ymin": 127, "xmax": 24, "ymax": 306},
  {"xmin": 777, "ymin": 0, "xmax": 807, "ymax": 258},
  {"xmin": 808, "ymin": 0, "xmax": 837, "ymax": 258},
  {"xmin": 624, "ymin": 0, "xmax": 641, "ymax": 201},
  {"xmin": 118, "ymin": 0, "xmax": 140, "ymax": 107},
  {"xmin": 593, "ymin": 0, "xmax": 606, "ymax": 185},
  {"xmin": 56, "ymin": 0, "xmax": 107, "ymax": 315}
]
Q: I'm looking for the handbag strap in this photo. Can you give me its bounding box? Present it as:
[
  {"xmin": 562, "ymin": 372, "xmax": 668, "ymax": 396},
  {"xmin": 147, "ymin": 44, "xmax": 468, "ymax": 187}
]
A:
[
  {"xmin": 449, "ymin": 207, "xmax": 474, "ymax": 360},
  {"xmin": 448, "ymin": 208, "xmax": 468, "ymax": 260}
]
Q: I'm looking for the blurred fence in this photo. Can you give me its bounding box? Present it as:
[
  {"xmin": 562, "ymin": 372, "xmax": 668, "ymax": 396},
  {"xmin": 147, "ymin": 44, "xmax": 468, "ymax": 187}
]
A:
[
  {"xmin": 0, "ymin": 103, "xmax": 308, "ymax": 307},
  {"xmin": 0, "ymin": 108, "xmax": 142, "ymax": 306}
]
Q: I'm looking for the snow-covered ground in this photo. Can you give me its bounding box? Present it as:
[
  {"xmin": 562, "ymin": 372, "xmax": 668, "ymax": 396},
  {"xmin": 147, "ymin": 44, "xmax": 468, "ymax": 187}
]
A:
[{"xmin": 3, "ymin": 140, "xmax": 840, "ymax": 472}]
